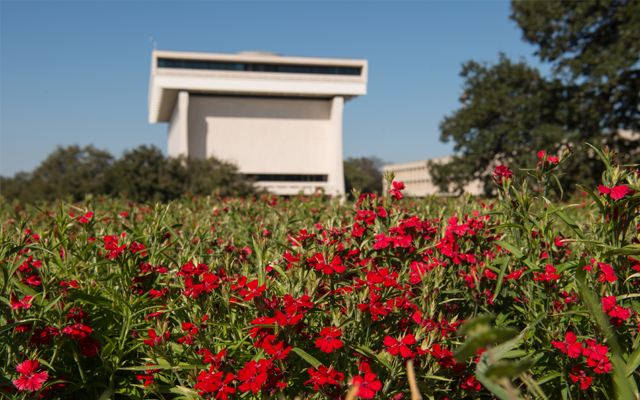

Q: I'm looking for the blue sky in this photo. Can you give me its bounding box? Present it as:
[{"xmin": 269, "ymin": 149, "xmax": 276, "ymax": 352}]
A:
[{"xmin": 0, "ymin": 1, "xmax": 544, "ymax": 177}]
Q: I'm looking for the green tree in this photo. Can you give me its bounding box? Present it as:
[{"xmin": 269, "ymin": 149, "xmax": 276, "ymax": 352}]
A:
[
  {"xmin": 511, "ymin": 0, "xmax": 640, "ymax": 136},
  {"xmin": 431, "ymin": 56, "xmax": 575, "ymax": 195},
  {"xmin": 167, "ymin": 156, "xmax": 256, "ymax": 199},
  {"xmin": 104, "ymin": 145, "xmax": 168, "ymax": 203},
  {"xmin": 344, "ymin": 156, "xmax": 384, "ymax": 196},
  {"xmin": 106, "ymin": 145, "xmax": 255, "ymax": 203},
  {"xmin": 1, "ymin": 145, "xmax": 114, "ymax": 204},
  {"xmin": 1, "ymin": 144, "xmax": 254, "ymax": 204},
  {"xmin": 433, "ymin": 0, "xmax": 639, "ymax": 195}
]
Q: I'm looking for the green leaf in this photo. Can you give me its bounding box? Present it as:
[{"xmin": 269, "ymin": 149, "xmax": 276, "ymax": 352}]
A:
[
  {"xmin": 291, "ymin": 347, "xmax": 322, "ymax": 368},
  {"xmin": 68, "ymin": 291, "xmax": 113, "ymax": 308},
  {"xmin": 627, "ymin": 340, "xmax": 640, "ymax": 377},
  {"xmin": 553, "ymin": 209, "xmax": 585, "ymax": 240},
  {"xmin": 605, "ymin": 245, "xmax": 640, "ymax": 257},
  {"xmin": 485, "ymin": 359, "xmax": 534, "ymax": 379},
  {"xmin": 495, "ymin": 240, "xmax": 537, "ymax": 270},
  {"xmin": 492, "ymin": 257, "xmax": 510, "ymax": 302},
  {"xmin": 455, "ymin": 327, "xmax": 518, "ymax": 361},
  {"xmin": 42, "ymin": 294, "xmax": 63, "ymax": 313},
  {"xmin": 421, "ymin": 375, "xmax": 453, "ymax": 382},
  {"xmin": 0, "ymin": 319, "xmax": 38, "ymax": 333},
  {"xmin": 458, "ymin": 314, "xmax": 495, "ymax": 337},
  {"xmin": 577, "ymin": 184, "xmax": 606, "ymax": 215},
  {"xmin": 119, "ymin": 364, "xmax": 199, "ymax": 371},
  {"xmin": 355, "ymin": 344, "xmax": 392, "ymax": 371},
  {"xmin": 269, "ymin": 263, "xmax": 288, "ymax": 281}
]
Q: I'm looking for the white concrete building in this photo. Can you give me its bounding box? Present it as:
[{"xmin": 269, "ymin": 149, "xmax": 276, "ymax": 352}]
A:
[
  {"xmin": 382, "ymin": 156, "xmax": 483, "ymax": 197},
  {"xmin": 148, "ymin": 50, "xmax": 367, "ymax": 196}
]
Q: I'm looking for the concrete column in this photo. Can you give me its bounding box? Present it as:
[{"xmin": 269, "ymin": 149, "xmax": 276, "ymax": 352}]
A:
[
  {"xmin": 168, "ymin": 91, "xmax": 190, "ymax": 158},
  {"xmin": 178, "ymin": 90, "xmax": 189, "ymax": 157},
  {"xmin": 330, "ymin": 96, "xmax": 345, "ymax": 197}
]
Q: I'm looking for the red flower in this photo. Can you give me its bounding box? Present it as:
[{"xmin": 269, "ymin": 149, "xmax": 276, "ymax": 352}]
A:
[
  {"xmin": 305, "ymin": 366, "xmax": 344, "ymax": 390},
  {"xmin": 136, "ymin": 368, "xmax": 157, "ymax": 387},
  {"xmin": 199, "ymin": 348, "xmax": 227, "ymax": 370},
  {"xmin": 237, "ymin": 361, "xmax": 267, "ymax": 393},
  {"xmin": 388, "ymin": 181, "xmax": 405, "ymax": 201},
  {"xmin": 60, "ymin": 280, "xmax": 80, "ymax": 289},
  {"xmin": 537, "ymin": 150, "xmax": 559, "ymax": 165},
  {"xmin": 274, "ymin": 305, "xmax": 304, "ymax": 326},
  {"xmin": 239, "ymin": 279, "xmax": 266, "ymax": 301},
  {"xmin": 12, "ymin": 360, "xmax": 48, "ymax": 392},
  {"xmin": 598, "ymin": 185, "xmax": 629, "ymax": 200},
  {"xmin": 352, "ymin": 372, "xmax": 382, "ymax": 399},
  {"xmin": 29, "ymin": 327, "xmax": 59, "ymax": 346},
  {"xmin": 460, "ymin": 374, "xmax": 481, "ymax": 391},
  {"xmin": 78, "ymin": 212, "xmax": 93, "ymax": 224},
  {"xmin": 373, "ymin": 234, "xmax": 393, "ymax": 250},
  {"xmin": 176, "ymin": 322, "xmax": 199, "ymax": 345},
  {"xmin": 315, "ymin": 327, "xmax": 343, "ymax": 353},
  {"xmin": 492, "ymin": 165, "xmax": 513, "ymax": 183},
  {"xmin": 551, "ymin": 332, "xmax": 582, "ymax": 358},
  {"xmin": 383, "ymin": 334, "xmax": 415, "ymax": 358},
  {"xmin": 264, "ymin": 341, "xmax": 291, "ymax": 360},
  {"xmin": 595, "ymin": 262, "xmax": 617, "ymax": 283},
  {"xmin": 533, "ymin": 265, "xmax": 561, "ymax": 282},
  {"xmin": 195, "ymin": 367, "xmax": 235, "ymax": 399},
  {"xmin": 583, "ymin": 341, "xmax": 612, "ymax": 374},
  {"xmin": 79, "ymin": 337, "xmax": 100, "ymax": 357},
  {"xmin": 10, "ymin": 293, "xmax": 34, "ymax": 310},
  {"xmin": 62, "ymin": 323, "xmax": 92, "ymax": 340},
  {"xmin": 602, "ymin": 296, "xmax": 630, "ymax": 326},
  {"xmin": 569, "ymin": 365, "xmax": 593, "ymax": 390},
  {"xmin": 143, "ymin": 329, "xmax": 169, "ymax": 347},
  {"xmin": 358, "ymin": 294, "xmax": 388, "ymax": 321}
]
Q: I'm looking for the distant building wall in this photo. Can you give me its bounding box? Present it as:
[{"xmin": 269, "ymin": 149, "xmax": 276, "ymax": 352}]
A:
[
  {"xmin": 149, "ymin": 50, "xmax": 366, "ymax": 196},
  {"xmin": 188, "ymin": 96, "xmax": 333, "ymax": 174},
  {"xmin": 382, "ymin": 156, "xmax": 483, "ymax": 197}
]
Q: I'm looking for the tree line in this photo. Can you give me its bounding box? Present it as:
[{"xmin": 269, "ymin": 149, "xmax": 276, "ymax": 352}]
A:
[
  {"xmin": 0, "ymin": 145, "xmax": 384, "ymax": 204},
  {"xmin": 0, "ymin": 145, "xmax": 255, "ymax": 204}
]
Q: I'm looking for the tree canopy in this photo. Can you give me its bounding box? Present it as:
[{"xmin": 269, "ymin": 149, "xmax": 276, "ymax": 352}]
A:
[
  {"xmin": 433, "ymin": 0, "xmax": 639, "ymax": 195},
  {"xmin": 1, "ymin": 145, "xmax": 254, "ymax": 204},
  {"xmin": 344, "ymin": 156, "xmax": 384, "ymax": 197}
]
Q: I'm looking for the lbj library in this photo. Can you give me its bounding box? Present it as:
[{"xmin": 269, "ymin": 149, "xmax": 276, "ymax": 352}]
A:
[{"xmin": 148, "ymin": 50, "xmax": 368, "ymax": 196}]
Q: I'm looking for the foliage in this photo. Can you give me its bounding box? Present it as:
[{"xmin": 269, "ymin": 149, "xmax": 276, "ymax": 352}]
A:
[
  {"xmin": 430, "ymin": 55, "xmax": 572, "ymax": 195},
  {"xmin": 511, "ymin": 0, "xmax": 640, "ymax": 133},
  {"xmin": 104, "ymin": 146, "xmax": 255, "ymax": 203},
  {"xmin": 344, "ymin": 157, "xmax": 384, "ymax": 197},
  {"xmin": 1, "ymin": 145, "xmax": 254, "ymax": 204},
  {"xmin": 0, "ymin": 146, "xmax": 639, "ymax": 400},
  {"xmin": 0, "ymin": 145, "xmax": 114, "ymax": 205},
  {"xmin": 432, "ymin": 0, "xmax": 640, "ymax": 195}
]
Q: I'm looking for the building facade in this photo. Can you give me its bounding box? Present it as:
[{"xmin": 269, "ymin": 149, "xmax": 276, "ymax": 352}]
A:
[
  {"xmin": 148, "ymin": 50, "xmax": 367, "ymax": 196},
  {"xmin": 382, "ymin": 156, "xmax": 483, "ymax": 197}
]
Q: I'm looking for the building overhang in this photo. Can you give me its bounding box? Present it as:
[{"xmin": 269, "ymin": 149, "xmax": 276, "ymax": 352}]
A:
[{"xmin": 148, "ymin": 50, "xmax": 368, "ymax": 123}]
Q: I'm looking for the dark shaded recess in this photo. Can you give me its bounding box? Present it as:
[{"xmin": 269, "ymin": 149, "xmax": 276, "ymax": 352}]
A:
[{"xmin": 158, "ymin": 59, "xmax": 361, "ymax": 76}]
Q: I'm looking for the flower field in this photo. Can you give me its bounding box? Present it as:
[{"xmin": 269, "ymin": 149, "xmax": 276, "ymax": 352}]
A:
[{"xmin": 1, "ymin": 146, "xmax": 640, "ymax": 400}]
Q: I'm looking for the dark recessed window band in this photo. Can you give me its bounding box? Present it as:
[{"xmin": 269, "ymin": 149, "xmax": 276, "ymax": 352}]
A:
[
  {"xmin": 158, "ymin": 59, "xmax": 361, "ymax": 76},
  {"xmin": 247, "ymin": 174, "xmax": 328, "ymax": 182},
  {"xmin": 189, "ymin": 93, "xmax": 332, "ymax": 101}
]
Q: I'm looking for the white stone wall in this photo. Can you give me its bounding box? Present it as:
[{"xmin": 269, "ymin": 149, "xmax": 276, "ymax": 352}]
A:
[
  {"xmin": 383, "ymin": 157, "xmax": 483, "ymax": 197},
  {"xmin": 179, "ymin": 95, "xmax": 345, "ymax": 196},
  {"xmin": 188, "ymin": 96, "xmax": 332, "ymax": 174}
]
